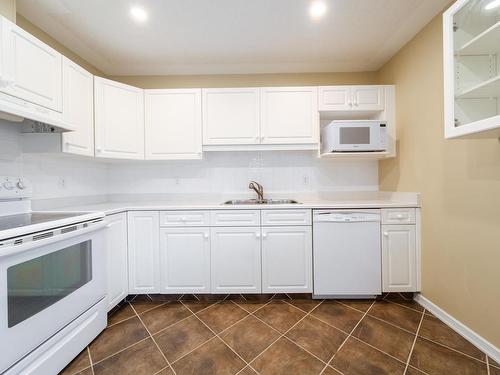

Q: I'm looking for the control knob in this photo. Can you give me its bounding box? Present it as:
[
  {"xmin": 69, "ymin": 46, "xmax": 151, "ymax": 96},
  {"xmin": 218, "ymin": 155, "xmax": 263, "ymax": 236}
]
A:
[{"xmin": 3, "ymin": 181, "xmax": 14, "ymax": 190}]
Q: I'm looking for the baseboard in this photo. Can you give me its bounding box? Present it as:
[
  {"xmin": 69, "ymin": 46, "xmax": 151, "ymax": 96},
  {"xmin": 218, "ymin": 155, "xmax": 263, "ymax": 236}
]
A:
[{"xmin": 414, "ymin": 294, "xmax": 500, "ymax": 363}]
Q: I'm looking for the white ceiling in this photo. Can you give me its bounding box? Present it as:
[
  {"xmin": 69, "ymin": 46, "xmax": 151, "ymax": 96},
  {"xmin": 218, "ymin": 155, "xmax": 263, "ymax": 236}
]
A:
[{"xmin": 16, "ymin": 0, "xmax": 449, "ymax": 75}]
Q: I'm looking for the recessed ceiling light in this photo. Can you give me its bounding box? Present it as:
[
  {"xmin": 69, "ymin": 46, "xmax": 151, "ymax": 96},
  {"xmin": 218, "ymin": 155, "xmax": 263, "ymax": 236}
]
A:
[
  {"xmin": 130, "ymin": 5, "xmax": 148, "ymax": 22},
  {"xmin": 485, "ymin": 0, "xmax": 500, "ymax": 10},
  {"xmin": 310, "ymin": 0, "xmax": 327, "ymax": 19}
]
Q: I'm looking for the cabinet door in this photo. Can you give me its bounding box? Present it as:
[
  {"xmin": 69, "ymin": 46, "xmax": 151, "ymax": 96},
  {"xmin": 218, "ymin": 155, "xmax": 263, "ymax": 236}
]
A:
[
  {"xmin": 382, "ymin": 225, "xmax": 417, "ymax": 292},
  {"xmin": 106, "ymin": 213, "xmax": 128, "ymax": 311},
  {"xmin": 318, "ymin": 86, "xmax": 352, "ymax": 111},
  {"xmin": 160, "ymin": 227, "xmax": 211, "ymax": 293},
  {"xmin": 1, "ymin": 17, "xmax": 62, "ymax": 112},
  {"xmin": 351, "ymin": 86, "xmax": 385, "ymax": 111},
  {"xmin": 260, "ymin": 87, "xmax": 318, "ymax": 144},
  {"xmin": 261, "ymin": 226, "xmax": 312, "ymax": 293},
  {"xmin": 128, "ymin": 211, "xmax": 160, "ymax": 294},
  {"xmin": 61, "ymin": 57, "xmax": 94, "ymax": 157},
  {"xmin": 202, "ymin": 88, "xmax": 260, "ymax": 145},
  {"xmin": 145, "ymin": 89, "xmax": 202, "ymax": 160},
  {"xmin": 94, "ymin": 77, "xmax": 144, "ymax": 159},
  {"xmin": 210, "ymin": 227, "xmax": 261, "ymax": 293}
]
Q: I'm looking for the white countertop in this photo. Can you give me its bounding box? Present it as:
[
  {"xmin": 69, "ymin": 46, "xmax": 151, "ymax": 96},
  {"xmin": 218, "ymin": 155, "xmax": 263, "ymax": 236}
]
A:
[{"xmin": 48, "ymin": 191, "xmax": 421, "ymax": 216}]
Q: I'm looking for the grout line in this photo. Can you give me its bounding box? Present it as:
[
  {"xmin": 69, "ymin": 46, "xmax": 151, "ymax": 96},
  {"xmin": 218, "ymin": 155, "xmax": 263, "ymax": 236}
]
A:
[
  {"xmin": 350, "ymin": 335, "xmax": 408, "ymax": 365},
  {"xmin": 335, "ymin": 300, "xmax": 374, "ymax": 314},
  {"xmin": 170, "ymin": 336, "xmax": 219, "ymax": 365},
  {"xmin": 87, "ymin": 347, "xmax": 95, "ymax": 375},
  {"xmin": 416, "ymin": 334, "xmax": 490, "ymax": 365},
  {"xmin": 384, "ymin": 298, "xmax": 425, "ymax": 314},
  {"xmin": 153, "ymin": 366, "xmax": 171, "ymax": 375},
  {"xmin": 131, "ymin": 300, "xmax": 168, "ymax": 316},
  {"xmin": 320, "ymin": 300, "xmax": 376, "ymax": 374},
  {"xmin": 130, "ymin": 302, "xmax": 178, "ymax": 375},
  {"xmin": 189, "ymin": 301, "xmax": 257, "ymax": 373},
  {"xmin": 245, "ymin": 299, "xmax": 326, "ymax": 369},
  {"xmin": 106, "ymin": 302, "xmax": 137, "ymax": 328},
  {"xmin": 363, "ymin": 309, "xmax": 420, "ymax": 336},
  {"xmin": 282, "ymin": 335, "xmax": 330, "ymax": 365},
  {"xmin": 403, "ymin": 308, "xmax": 425, "ymax": 374},
  {"xmin": 90, "ymin": 336, "xmax": 151, "ymax": 367}
]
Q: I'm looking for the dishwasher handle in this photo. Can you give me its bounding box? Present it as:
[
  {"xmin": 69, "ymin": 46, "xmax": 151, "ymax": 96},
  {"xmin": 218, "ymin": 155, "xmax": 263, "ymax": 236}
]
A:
[{"xmin": 313, "ymin": 211, "xmax": 381, "ymax": 223}]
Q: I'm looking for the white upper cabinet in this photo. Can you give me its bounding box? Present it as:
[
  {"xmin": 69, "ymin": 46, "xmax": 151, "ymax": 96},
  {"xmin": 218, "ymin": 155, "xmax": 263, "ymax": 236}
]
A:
[
  {"xmin": 202, "ymin": 88, "xmax": 260, "ymax": 145},
  {"xmin": 159, "ymin": 227, "xmax": 211, "ymax": 293},
  {"xmin": 1, "ymin": 17, "xmax": 62, "ymax": 112},
  {"xmin": 319, "ymin": 86, "xmax": 384, "ymax": 111},
  {"xmin": 444, "ymin": 0, "xmax": 500, "ymax": 138},
  {"xmin": 145, "ymin": 89, "xmax": 202, "ymax": 160},
  {"xmin": 351, "ymin": 86, "xmax": 385, "ymax": 111},
  {"xmin": 61, "ymin": 57, "xmax": 94, "ymax": 157},
  {"xmin": 260, "ymin": 87, "xmax": 319, "ymax": 144},
  {"xmin": 105, "ymin": 213, "xmax": 128, "ymax": 311},
  {"xmin": 94, "ymin": 77, "xmax": 144, "ymax": 159}
]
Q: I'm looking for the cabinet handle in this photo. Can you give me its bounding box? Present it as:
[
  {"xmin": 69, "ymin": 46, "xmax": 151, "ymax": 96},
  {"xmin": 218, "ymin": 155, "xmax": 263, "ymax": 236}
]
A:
[
  {"xmin": 256, "ymin": 232, "xmax": 261, "ymax": 238},
  {"xmin": 262, "ymin": 232, "xmax": 267, "ymax": 239},
  {"xmin": 354, "ymin": 102, "xmax": 359, "ymax": 107},
  {"xmin": 383, "ymin": 232, "xmax": 389, "ymax": 237},
  {"xmin": 396, "ymin": 214, "xmax": 403, "ymax": 219},
  {"xmin": 204, "ymin": 233, "xmax": 209, "ymax": 239}
]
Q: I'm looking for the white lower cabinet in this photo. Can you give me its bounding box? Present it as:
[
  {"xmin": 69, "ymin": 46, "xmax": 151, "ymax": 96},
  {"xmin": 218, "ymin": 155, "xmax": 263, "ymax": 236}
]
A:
[
  {"xmin": 261, "ymin": 226, "xmax": 312, "ymax": 293},
  {"xmin": 159, "ymin": 227, "xmax": 211, "ymax": 293},
  {"xmin": 210, "ymin": 227, "xmax": 261, "ymax": 293},
  {"xmin": 105, "ymin": 213, "xmax": 128, "ymax": 311},
  {"xmin": 381, "ymin": 224, "xmax": 417, "ymax": 292},
  {"xmin": 127, "ymin": 211, "xmax": 160, "ymax": 294}
]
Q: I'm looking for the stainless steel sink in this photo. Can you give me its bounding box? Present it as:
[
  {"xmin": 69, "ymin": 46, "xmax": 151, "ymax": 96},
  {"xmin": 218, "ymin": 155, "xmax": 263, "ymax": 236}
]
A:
[{"xmin": 222, "ymin": 199, "xmax": 301, "ymax": 205}]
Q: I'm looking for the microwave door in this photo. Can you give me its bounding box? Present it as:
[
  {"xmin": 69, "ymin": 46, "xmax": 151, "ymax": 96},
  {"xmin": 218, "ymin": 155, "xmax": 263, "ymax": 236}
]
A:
[{"xmin": 336, "ymin": 125, "xmax": 373, "ymax": 151}]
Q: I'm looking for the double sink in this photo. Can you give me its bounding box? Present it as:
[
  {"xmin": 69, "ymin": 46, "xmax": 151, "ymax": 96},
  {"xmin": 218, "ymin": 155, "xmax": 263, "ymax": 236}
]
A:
[{"xmin": 223, "ymin": 199, "xmax": 300, "ymax": 205}]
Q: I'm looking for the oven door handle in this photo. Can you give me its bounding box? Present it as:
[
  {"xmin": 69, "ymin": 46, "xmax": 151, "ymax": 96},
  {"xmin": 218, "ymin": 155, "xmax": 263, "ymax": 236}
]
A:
[{"xmin": 0, "ymin": 221, "xmax": 107, "ymax": 259}]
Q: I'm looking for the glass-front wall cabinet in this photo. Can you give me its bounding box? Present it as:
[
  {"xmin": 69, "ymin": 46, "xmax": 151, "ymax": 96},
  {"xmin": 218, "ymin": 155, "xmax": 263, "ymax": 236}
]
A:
[{"xmin": 444, "ymin": 0, "xmax": 500, "ymax": 138}]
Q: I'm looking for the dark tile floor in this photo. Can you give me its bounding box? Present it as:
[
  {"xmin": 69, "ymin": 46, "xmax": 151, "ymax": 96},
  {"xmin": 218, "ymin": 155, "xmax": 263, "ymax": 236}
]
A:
[{"xmin": 59, "ymin": 293, "xmax": 498, "ymax": 375}]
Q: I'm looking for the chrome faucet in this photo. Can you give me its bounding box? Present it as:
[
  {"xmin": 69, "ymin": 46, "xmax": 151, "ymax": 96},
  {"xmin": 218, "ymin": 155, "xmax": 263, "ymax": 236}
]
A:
[{"xmin": 249, "ymin": 181, "xmax": 264, "ymax": 201}]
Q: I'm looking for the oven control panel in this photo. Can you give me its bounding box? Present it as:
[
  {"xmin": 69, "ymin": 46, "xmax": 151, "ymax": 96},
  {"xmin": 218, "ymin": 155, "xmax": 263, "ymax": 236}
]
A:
[{"xmin": 0, "ymin": 176, "xmax": 32, "ymax": 199}]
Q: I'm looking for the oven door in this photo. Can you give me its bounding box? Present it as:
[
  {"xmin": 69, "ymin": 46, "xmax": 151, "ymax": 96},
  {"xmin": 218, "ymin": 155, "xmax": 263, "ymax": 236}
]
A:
[
  {"xmin": 333, "ymin": 123, "xmax": 382, "ymax": 151},
  {"xmin": 0, "ymin": 222, "xmax": 106, "ymax": 373}
]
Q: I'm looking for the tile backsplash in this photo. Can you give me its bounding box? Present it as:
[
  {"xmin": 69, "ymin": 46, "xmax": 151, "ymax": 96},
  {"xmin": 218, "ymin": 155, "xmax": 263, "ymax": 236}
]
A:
[{"xmin": 0, "ymin": 121, "xmax": 378, "ymax": 201}]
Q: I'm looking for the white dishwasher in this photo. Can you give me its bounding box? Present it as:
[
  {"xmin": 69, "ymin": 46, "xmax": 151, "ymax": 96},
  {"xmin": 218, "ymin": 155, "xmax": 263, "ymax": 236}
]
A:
[{"xmin": 313, "ymin": 209, "xmax": 381, "ymax": 297}]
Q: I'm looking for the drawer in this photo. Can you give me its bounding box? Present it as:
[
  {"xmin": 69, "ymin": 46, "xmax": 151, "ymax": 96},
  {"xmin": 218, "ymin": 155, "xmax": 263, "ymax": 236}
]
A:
[
  {"xmin": 160, "ymin": 211, "xmax": 210, "ymax": 227},
  {"xmin": 381, "ymin": 208, "xmax": 416, "ymax": 225},
  {"xmin": 262, "ymin": 209, "xmax": 311, "ymax": 226},
  {"xmin": 210, "ymin": 210, "xmax": 260, "ymax": 226}
]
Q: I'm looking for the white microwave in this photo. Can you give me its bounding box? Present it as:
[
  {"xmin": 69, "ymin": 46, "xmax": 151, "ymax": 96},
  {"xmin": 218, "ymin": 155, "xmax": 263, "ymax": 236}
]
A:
[{"xmin": 322, "ymin": 120, "xmax": 387, "ymax": 152}]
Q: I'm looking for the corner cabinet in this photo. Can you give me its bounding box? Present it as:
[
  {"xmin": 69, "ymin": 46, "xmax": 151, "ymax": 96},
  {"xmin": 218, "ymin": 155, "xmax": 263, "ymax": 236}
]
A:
[
  {"xmin": 145, "ymin": 89, "xmax": 202, "ymax": 160},
  {"xmin": 105, "ymin": 213, "xmax": 128, "ymax": 311},
  {"xmin": 127, "ymin": 211, "xmax": 160, "ymax": 294},
  {"xmin": 94, "ymin": 77, "xmax": 145, "ymax": 159},
  {"xmin": 62, "ymin": 57, "xmax": 94, "ymax": 157},
  {"xmin": 444, "ymin": 0, "xmax": 500, "ymax": 138},
  {"xmin": 0, "ymin": 16, "xmax": 62, "ymax": 112}
]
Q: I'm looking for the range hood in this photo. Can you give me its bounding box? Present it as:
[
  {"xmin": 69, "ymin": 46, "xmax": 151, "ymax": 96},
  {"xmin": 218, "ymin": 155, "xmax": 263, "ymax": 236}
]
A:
[{"xmin": 0, "ymin": 94, "xmax": 75, "ymax": 133}]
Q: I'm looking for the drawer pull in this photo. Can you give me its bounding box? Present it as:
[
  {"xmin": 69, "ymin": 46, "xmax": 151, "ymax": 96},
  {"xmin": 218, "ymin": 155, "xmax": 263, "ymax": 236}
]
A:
[
  {"xmin": 396, "ymin": 214, "xmax": 404, "ymax": 219},
  {"xmin": 383, "ymin": 232, "xmax": 389, "ymax": 237}
]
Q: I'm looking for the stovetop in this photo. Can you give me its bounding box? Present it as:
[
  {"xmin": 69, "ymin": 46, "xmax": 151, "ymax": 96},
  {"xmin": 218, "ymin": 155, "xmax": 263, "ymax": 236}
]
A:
[{"xmin": 0, "ymin": 212, "xmax": 91, "ymax": 232}]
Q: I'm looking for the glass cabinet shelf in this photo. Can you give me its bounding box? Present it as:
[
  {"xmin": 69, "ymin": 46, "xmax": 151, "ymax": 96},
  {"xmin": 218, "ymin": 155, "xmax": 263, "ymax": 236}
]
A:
[{"xmin": 444, "ymin": 0, "xmax": 500, "ymax": 138}]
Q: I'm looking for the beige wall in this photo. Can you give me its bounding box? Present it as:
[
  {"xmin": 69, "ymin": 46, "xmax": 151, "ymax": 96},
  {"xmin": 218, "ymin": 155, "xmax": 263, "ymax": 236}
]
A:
[
  {"xmin": 108, "ymin": 72, "xmax": 378, "ymax": 89},
  {"xmin": 0, "ymin": 0, "xmax": 15, "ymax": 22},
  {"xmin": 15, "ymin": 14, "xmax": 104, "ymax": 76},
  {"xmin": 377, "ymin": 15, "xmax": 500, "ymax": 347}
]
